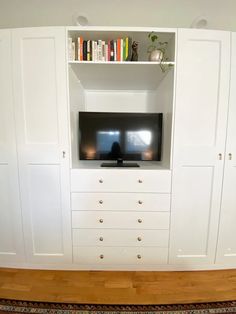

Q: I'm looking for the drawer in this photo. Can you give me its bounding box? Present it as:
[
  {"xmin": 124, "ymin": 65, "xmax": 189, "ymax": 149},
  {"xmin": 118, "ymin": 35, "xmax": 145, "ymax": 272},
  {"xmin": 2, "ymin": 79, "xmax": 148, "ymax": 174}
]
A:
[
  {"xmin": 73, "ymin": 246, "xmax": 168, "ymax": 265},
  {"xmin": 72, "ymin": 211, "xmax": 169, "ymax": 229},
  {"xmin": 71, "ymin": 169, "xmax": 171, "ymax": 193},
  {"xmin": 71, "ymin": 193, "xmax": 170, "ymax": 212},
  {"xmin": 72, "ymin": 229, "xmax": 169, "ymax": 247}
]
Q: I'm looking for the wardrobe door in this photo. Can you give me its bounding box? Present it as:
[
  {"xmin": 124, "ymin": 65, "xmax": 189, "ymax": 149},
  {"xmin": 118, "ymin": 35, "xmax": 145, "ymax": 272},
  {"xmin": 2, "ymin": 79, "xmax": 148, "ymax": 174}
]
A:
[
  {"xmin": 0, "ymin": 29, "xmax": 25, "ymax": 264},
  {"xmin": 216, "ymin": 32, "xmax": 236, "ymax": 264},
  {"xmin": 12, "ymin": 27, "xmax": 72, "ymax": 264},
  {"xmin": 170, "ymin": 29, "xmax": 230, "ymax": 265}
]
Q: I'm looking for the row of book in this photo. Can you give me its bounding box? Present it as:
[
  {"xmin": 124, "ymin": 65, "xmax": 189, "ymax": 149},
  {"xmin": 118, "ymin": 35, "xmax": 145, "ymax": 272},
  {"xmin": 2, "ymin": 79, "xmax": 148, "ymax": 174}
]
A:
[{"xmin": 68, "ymin": 37, "xmax": 133, "ymax": 62}]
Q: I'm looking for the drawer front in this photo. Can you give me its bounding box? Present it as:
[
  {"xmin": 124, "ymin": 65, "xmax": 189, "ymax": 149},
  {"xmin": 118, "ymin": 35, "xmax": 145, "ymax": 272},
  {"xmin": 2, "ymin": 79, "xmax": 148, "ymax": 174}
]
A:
[
  {"xmin": 73, "ymin": 246, "xmax": 168, "ymax": 265},
  {"xmin": 73, "ymin": 229, "xmax": 169, "ymax": 247},
  {"xmin": 71, "ymin": 169, "xmax": 171, "ymax": 193},
  {"xmin": 72, "ymin": 211, "xmax": 169, "ymax": 229},
  {"xmin": 71, "ymin": 193, "xmax": 170, "ymax": 212}
]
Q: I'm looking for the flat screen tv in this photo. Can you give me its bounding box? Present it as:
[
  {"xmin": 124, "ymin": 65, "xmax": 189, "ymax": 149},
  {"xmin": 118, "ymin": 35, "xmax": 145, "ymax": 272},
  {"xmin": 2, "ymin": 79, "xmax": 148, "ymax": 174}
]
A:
[{"xmin": 79, "ymin": 112, "xmax": 163, "ymax": 166}]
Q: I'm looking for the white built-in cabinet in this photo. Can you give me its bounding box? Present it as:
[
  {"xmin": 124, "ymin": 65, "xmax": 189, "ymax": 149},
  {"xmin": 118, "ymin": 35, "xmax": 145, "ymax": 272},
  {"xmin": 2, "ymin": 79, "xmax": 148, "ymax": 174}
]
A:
[
  {"xmin": 1, "ymin": 26, "xmax": 236, "ymax": 270},
  {"xmin": 169, "ymin": 29, "xmax": 231, "ymax": 265},
  {"xmin": 216, "ymin": 33, "xmax": 236, "ymax": 264},
  {"xmin": 0, "ymin": 30, "xmax": 25, "ymax": 263},
  {"xmin": 11, "ymin": 27, "xmax": 72, "ymax": 264}
]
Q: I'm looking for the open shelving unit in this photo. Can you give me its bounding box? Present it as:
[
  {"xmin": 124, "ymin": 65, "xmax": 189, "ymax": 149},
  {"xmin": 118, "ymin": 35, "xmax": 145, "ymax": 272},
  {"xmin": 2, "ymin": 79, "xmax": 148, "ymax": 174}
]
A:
[{"xmin": 67, "ymin": 27, "xmax": 177, "ymax": 170}]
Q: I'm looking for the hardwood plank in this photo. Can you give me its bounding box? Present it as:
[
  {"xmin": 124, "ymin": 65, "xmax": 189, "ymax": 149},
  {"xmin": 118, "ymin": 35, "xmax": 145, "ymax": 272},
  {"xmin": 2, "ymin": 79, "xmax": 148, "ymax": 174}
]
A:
[{"xmin": 0, "ymin": 268, "xmax": 236, "ymax": 304}]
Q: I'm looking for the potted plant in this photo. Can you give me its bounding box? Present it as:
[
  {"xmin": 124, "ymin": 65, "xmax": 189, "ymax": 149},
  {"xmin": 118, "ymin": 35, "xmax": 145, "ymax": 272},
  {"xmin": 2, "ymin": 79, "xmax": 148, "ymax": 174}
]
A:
[{"xmin": 147, "ymin": 32, "xmax": 170, "ymax": 72}]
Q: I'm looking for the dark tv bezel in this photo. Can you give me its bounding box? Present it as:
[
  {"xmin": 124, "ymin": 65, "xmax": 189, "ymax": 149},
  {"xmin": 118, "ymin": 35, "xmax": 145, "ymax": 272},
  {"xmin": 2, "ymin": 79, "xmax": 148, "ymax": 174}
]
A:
[{"xmin": 78, "ymin": 111, "xmax": 163, "ymax": 162}]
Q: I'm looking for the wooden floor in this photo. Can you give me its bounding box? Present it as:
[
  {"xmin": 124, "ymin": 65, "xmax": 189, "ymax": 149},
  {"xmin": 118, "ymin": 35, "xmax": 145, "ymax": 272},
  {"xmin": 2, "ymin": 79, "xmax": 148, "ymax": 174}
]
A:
[{"xmin": 0, "ymin": 268, "xmax": 236, "ymax": 304}]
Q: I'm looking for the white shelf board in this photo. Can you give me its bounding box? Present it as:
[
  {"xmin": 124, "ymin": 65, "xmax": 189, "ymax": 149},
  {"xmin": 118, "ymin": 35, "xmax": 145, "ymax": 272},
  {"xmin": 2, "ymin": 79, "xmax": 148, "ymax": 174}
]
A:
[{"xmin": 69, "ymin": 62, "xmax": 175, "ymax": 90}]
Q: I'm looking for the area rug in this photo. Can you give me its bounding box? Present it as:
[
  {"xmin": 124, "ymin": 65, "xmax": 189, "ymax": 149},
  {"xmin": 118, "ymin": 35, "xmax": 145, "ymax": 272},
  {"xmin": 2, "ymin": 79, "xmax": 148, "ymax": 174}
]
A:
[{"xmin": 1, "ymin": 298, "xmax": 236, "ymax": 314}]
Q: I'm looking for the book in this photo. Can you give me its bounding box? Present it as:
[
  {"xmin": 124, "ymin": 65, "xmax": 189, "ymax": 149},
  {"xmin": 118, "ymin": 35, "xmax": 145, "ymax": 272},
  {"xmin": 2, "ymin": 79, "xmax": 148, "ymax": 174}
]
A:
[
  {"xmin": 125, "ymin": 37, "xmax": 132, "ymax": 61},
  {"xmin": 77, "ymin": 37, "xmax": 83, "ymax": 61},
  {"xmin": 83, "ymin": 40, "xmax": 87, "ymax": 61}
]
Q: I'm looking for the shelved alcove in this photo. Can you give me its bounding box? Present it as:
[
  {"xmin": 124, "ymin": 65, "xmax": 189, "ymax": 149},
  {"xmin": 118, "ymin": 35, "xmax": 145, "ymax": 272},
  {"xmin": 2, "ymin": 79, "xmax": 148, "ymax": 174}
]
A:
[{"xmin": 67, "ymin": 27, "xmax": 176, "ymax": 170}]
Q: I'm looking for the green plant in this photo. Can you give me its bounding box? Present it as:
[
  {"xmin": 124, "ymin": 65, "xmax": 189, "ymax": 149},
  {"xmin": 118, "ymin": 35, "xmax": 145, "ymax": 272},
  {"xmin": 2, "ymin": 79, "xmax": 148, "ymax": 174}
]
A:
[
  {"xmin": 147, "ymin": 32, "xmax": 172, "ymax": 72},
  {"xmin": 147, "ymin": 32, "xmax": 168, "ymax": 54}
]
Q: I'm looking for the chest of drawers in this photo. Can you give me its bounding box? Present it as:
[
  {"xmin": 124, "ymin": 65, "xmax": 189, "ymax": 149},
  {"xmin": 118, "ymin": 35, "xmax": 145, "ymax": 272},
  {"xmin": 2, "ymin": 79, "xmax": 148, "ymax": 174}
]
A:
[{"xmin": 71, "ymin": 168, "xmax": 171, "ymax": 268}]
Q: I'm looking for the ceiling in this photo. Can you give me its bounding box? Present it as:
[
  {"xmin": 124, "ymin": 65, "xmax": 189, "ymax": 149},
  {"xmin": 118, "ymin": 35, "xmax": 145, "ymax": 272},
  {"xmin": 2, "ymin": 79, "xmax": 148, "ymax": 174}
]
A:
[{"xmin": 0, "ymin": 0, "xmax": 236, "ymax": 31}]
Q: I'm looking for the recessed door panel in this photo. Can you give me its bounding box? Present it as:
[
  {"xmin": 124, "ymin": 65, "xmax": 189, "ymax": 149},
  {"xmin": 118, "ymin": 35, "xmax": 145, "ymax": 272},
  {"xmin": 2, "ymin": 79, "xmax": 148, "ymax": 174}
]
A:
[{"xmin": 170, "ymin": 29, "xmax": 230, "ymax": 264}]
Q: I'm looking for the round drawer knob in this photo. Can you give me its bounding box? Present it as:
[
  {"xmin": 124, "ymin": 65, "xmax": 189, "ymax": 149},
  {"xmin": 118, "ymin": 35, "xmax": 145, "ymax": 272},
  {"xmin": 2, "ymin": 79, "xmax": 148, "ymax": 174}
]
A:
[
  {"xmin": 100, "ymin": 254, "xmax": 104, "ymax": 259},
  {"xmin": 99, "ymin": 237, "xmax": 104, "ymax": 241},
  {"xmin": 99, "ymin": 179, "xmax": 103, "ymax": 183},
  {"xmin": 138, "ymin": 200, "xmax": 143, "ymax": 205},
  {"xmin": 99, "ymin": 200, "xmax": 103, "ymax": 204},
  {"xmin": 99, "ymin": 219, "xmax": 104, "ymax": 223},
  {"xmin": 138, "ymin": 219, "xmax": 142, "ymax": 223},
  {"xmin": 137, "ymin": 237, "xmax": 142, "ymax": 242},
  {"xmin": 137, "ymin": 254, "xmax": 142, "ymax": 259},
  {"xmin": 138, "ymin": 179, "xmax": 143, "ymax": 183}
]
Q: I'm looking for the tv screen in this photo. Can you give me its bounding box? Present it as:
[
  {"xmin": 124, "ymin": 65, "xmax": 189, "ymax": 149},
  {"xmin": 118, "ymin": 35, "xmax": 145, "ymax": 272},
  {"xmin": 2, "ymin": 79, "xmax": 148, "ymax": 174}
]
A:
[{"xmin": 79, "ymin": 112, "xmax": 163, "ymax": 161}]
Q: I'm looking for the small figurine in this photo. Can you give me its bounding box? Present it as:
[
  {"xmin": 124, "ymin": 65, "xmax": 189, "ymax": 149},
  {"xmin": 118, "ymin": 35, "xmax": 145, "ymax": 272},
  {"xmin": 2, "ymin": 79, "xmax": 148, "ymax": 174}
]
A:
[{"xmin": 131, "ymin": 41, "xmax": 138, "ymax": 61}]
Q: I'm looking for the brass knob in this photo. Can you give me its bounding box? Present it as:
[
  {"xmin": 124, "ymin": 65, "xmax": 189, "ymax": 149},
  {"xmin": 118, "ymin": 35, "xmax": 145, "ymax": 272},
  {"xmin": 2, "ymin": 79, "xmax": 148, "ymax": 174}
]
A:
[
  {"xmin": 99, "ymin": 237, "xmax": 103, "ymax": 241},
  {"xmin": 99, "ymin": 200, "xmax": 103, "ymax": 204},
  {"xmin": 99, "ymin": 219, "xmax": 103, "ymax": 223},
  {"xmin": 137, "ymin": 237, "xmax": 142, "ymax": 241},
  {"xmin": 229, "ymin": 153, "xmax": 232, "ymax": 160},
  {"xmin": 99, "ymin": 179, "xmax": 103, "ymax": 183},
  {"xmin": 138, "ymin": 219, "xmax": 142, "ymax": 223},
  {"xmin": 138, "ymin": 200, "xmax": 143, "ymax": 205},
  {"xmin": 137, "ymin": 254, "xmax": 142, "ymax": 259},
  {"xmin": 100, "ymin": 254, "xmax": 104, "ymax": 259},
  {"xmin": 218, "ymin": 153, "xmax": 222, "ymax": 160},
  {"xmin": 138, "ymin": 179, "xmax": 143, "ymax": 183}
]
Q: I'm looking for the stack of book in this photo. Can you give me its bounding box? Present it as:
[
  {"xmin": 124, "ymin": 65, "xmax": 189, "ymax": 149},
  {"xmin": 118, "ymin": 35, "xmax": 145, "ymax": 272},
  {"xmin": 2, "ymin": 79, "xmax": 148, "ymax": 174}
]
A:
[{"xmin": 68, "ymin": 37, "xmax": 133, "ymax": 62}]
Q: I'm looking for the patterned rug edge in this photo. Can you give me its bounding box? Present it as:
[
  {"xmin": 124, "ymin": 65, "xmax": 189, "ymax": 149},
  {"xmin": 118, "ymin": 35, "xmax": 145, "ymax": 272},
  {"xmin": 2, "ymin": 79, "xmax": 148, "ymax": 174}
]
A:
[{"xmin": 1, "ymin": 298, "xmax": 236, "ymax": 313}]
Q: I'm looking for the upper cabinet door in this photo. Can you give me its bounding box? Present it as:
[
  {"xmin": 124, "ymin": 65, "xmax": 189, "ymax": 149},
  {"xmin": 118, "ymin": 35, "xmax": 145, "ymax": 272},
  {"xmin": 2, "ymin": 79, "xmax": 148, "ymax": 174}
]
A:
[
  {"xmin": 12, "ymin": 27, "xmax": 72, "ymax": 264},
  {"xmin": 216, "ymin": 33, "xmax": 236, "ymax": 264},
  {"xmin": 170, "ymin": 29, "xmax": 230, "ymax": 265},
  {"xmin": 0, "ymin": 30, "xmax": 25, "ymax": 263}
]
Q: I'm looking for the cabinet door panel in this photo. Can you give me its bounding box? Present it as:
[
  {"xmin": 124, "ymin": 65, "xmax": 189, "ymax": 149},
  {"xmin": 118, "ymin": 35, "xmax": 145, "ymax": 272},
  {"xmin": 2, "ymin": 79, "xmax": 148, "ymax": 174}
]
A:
[
  {"xmin": 216, "ymin": 33, "xmax": 236, "ymax": 264},
  {"xmin": 0, "ymin": 30, "xmax": 25, "ymax": 263},
  {"xmin": 12, "ymin": 27, "xmax": 72, "ymax": 264},
  {"xmin": 170, "ymin": 29, "xmax": 230, "ymax": 264}
]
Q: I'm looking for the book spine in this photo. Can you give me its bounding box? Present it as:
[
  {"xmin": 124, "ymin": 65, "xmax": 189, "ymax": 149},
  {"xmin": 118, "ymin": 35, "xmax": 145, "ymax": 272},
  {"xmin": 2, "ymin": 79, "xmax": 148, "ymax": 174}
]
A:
[
  {"xmin": 110, "ymin": 40, "xmax": 114, "ymax": 61},
  {"xmin": 102, "ymin": 40, "xmax": 106, "ymax": 61},
  {"xmin": 114, "ymin": 40, "xmax": 117, "ymax": 61},
  {"xmin": 105, "ymin": 44, "xmax": 108, "ymax": 62},
  {"xmin": 98, "ymin": 40, "xmax": 102, "ymax": 61},
  {"xmin": 117, "ymin": 38, "xmax": 121, "ymax": 61},
  {"xmin": 71, "ymin": 41, "xmax": 75, "ymax": 61},
  {"xmin": 68, "ymin": 37, "xmax": 73, "ymax": 61},
  {"xmin": 120, "ymin": 38, "xmax": 123, "ymax": 62},
  {"xmin": 83, "ymin": 40, "xmax": 87, "ymax": 61},
  {"xmin": 87, "ymin": 40, "xmax": 90, "ymax": 61}
]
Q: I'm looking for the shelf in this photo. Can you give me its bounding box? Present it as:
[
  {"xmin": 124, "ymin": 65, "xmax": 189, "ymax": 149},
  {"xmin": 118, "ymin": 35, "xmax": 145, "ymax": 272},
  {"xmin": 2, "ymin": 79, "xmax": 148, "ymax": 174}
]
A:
[{"xmin": 69, "ymin": 62, "xmax": 175, "ymax": 91}]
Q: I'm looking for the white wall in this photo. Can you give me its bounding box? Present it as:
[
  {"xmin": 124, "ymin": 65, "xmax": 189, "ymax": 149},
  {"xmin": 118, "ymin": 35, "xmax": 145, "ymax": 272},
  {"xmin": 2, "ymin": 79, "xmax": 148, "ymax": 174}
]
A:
[{"xmin": 0, "ymin": 0, "xmax": 236, "ymax": 31}]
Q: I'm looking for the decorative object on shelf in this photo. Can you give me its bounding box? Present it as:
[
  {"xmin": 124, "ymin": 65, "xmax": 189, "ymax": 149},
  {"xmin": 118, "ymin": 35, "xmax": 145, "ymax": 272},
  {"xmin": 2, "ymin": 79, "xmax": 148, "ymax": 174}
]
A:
[
  {"xmin": 131, "ymin": 41, "xmax": 139, "ymax": 61},
  {"xmin": 147, "ymin": 32, "xmax": 171, "ymax": 72}
]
